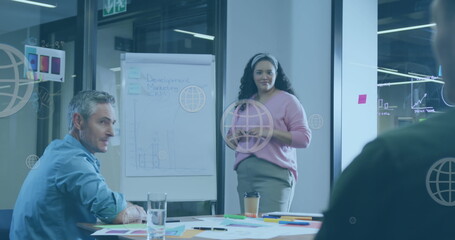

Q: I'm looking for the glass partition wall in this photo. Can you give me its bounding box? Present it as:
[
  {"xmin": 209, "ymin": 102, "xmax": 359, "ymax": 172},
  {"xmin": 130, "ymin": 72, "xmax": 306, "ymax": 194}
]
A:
[
  {"xmin": 0, "ymin": 0, "xmax": 77, "ymax": 209},
  {"xmin": 377, "ymin": 0, "xmax": 449, "ymax": 134}
]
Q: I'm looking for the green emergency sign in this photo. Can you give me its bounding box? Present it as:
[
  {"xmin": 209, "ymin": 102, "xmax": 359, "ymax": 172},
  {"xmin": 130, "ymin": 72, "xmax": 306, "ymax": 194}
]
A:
[{"xmin": 103, "ymin": 0, "xmax": 127, "ymax": 17}]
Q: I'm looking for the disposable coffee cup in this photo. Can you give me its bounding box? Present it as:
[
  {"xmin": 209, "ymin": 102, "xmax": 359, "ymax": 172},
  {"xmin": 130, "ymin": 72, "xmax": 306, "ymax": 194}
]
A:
[{"xmin": 244, "ymin": 192, "xmax": 260, "ymax": 218}]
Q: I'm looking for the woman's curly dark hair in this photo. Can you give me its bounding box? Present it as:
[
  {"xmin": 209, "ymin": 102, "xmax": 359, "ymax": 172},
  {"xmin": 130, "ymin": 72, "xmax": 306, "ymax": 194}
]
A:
[{"xmin": 238, "ymin": 53, "xmax": 295, "ymax": 101}]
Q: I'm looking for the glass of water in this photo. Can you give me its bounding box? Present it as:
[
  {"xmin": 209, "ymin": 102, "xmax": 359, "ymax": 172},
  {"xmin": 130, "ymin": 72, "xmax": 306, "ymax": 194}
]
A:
[{"xmin": 147, "ymin": 192, "xmax": 167, "ymax": 240}]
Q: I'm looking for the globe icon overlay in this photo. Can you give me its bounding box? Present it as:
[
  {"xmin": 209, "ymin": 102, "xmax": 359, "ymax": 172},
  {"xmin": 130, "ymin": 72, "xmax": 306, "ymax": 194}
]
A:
[
  {"xmin": 25, "ymin": 154, "xmax": 40, "ymax": 170},
  {"xmin": 179, "ymin": 85, "xmax": 206, "ymax": 113},
  {"xmin": 0, "ymin": 43, "xmax": 35, "ymax": 118},
  {"xmin": 426, "ymin": 157, "xmax": 455, "ymax": 206},
  {"xmin": 309, "ymin": 113, "xmax": 324, "ymax": 130},
  {"xmin": 221, "ymin": 99, "xmax": 273, "ymax": 153}
]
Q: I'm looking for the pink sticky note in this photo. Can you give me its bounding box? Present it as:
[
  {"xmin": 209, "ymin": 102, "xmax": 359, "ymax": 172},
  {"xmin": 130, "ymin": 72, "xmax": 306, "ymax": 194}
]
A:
[{"xmin": 358, "ymin": 94, "xmax": 367, "ymax": 104}]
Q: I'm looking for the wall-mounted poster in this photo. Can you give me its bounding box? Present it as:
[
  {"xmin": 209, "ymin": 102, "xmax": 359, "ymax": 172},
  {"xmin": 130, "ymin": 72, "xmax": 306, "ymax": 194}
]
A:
[{"xmin": 24, "ymin": 45, "xmax": 65, "ymax": 82}]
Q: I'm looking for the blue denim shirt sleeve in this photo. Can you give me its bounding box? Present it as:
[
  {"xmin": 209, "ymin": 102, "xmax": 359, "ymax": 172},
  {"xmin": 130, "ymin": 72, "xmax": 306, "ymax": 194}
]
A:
[{"xmin": 54, "ymin": 155, "xmax": 127, "ymax": 223}]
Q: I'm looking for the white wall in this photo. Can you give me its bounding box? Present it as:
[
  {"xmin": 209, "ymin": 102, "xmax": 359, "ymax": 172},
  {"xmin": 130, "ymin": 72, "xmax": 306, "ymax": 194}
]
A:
[
  {"xmin": 289, "ymin": 0, "xmax": 332, "ymax": 213},
  {"xmin": 96, "ymin": 20, "xmax": 134, "ymax": 192},
  {"xmin": 225, "ymin": 0, "xmax": 332, "ymax": 214},
  {"xmin": 341, "ymin": 0, "xmax": 378, "ymax": 169}
]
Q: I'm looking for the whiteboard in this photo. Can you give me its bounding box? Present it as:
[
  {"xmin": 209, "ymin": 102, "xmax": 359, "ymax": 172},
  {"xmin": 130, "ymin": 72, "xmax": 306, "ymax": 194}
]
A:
[{"xmin": 120, "ymin": 53, "xmax": 216, "ymax": 201}]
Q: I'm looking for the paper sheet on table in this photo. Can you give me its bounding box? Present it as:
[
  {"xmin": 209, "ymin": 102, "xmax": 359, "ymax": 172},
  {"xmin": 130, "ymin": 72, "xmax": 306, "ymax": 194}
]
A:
[
  {"xmin": 178, "ymin": 217, "xmax": 320, "ymax": 239},
  {"xmin": 94, "ymin": 223, "xmax": 145, "ymax": 229},
  {"xmin": 91, "ymin": 228, "xmax": 147, "ymax": 236},
  {"xmin": 91, "ymin": 225, "xmax": 185, "ymax": 236},
  {"xmin": 169, "ymin": 229, "xmax": 202, "ymax": 239},
  {"xmin": 195, "ymin": 222, "xmax": 319, "ymax": 239},
  {"xmin": 179, "ymin": 217, "xmax": 268, "ymax": 229}
]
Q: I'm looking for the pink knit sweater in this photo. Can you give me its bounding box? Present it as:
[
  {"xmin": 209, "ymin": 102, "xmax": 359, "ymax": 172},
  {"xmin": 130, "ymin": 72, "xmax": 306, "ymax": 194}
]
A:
[{"xmin": 233, "ymin": 90, "xmax": 312, "ymax": 180}]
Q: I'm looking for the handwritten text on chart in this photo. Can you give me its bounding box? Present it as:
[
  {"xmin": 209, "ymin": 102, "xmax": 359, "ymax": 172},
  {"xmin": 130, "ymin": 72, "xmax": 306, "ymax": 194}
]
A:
[{"xmin": 142, "ymin": 75, "xmax": 191, "ymax": 97}]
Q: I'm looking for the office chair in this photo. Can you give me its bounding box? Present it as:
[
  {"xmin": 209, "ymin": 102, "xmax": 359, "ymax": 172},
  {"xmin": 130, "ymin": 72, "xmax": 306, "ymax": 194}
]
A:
[{"xmin": 0, "ymin": 209, "xmax": 13, "ymax": 240}]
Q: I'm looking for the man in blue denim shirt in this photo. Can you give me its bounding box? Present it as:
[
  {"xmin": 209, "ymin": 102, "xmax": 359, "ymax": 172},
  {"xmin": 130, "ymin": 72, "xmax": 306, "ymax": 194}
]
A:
[{"xmin": 10, "ymin": 90, "xmax": 145, "ymax": 239}]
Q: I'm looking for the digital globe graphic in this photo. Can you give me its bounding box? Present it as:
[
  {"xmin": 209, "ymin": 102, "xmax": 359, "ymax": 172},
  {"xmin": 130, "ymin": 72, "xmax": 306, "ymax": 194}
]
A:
[
  {"xmin": 309, "ymin": 113, "xmax": 324, "ymax": 130},
  {"xmin": 426, "ymin": 157, "xmax": 455, "ymax": 206},
  {"xmin": 0, "ymin": 43, "xmax": 35, "ymax": 118},
  {"xmin": 221, "ymin": 99, "xmax": 273, "ymax": 153},
  {"xmin": 25, "ymin": 154, "xmax": 40, "ymax": 170},
  {"xmin": 179, "ymin": 85, "xmax": 206, "ymax": 113},
  {"xmin": 30, "ymin": 86, "xmax": 53, "ymax": 119}
]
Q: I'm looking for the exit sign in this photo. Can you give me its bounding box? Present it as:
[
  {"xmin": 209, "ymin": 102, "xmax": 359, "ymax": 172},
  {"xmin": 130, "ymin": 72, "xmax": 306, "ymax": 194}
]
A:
[{"xmin": 103, "ymin": 0, "xmax": 127, "ymax": 17}]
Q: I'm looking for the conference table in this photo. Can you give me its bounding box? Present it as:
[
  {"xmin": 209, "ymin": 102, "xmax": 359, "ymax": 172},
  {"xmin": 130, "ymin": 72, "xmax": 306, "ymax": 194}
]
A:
[{"xmin": 78, "ymin": 215, "xmax": 317, "ymax": 240}]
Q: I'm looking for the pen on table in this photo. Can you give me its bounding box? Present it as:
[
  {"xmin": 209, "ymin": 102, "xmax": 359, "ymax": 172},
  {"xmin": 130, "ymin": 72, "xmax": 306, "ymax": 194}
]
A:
[
  {"xmin": 263, "ymin": 218, "xmax": 288, "ymax": 223},
  {"xmin": 265, "ymin": 214, "xmax": 324, "ymax": 221},
  {"xmin": 166, "ymin": 219, "xmax": 180, "ymax": 223},
  {"xmin": 193, "ymin": 227, "xmax": 228, "ymax": 231},
  {"xmin": 278, "ymin": 221, "xmax": 310, "ymax": 226},
  {"xmin": 141, "ymin": 219, "xmax": 181, "ymax": 223},
  {"xmin": 281, "ymin": 216, "xmax": 313, "ymax": 220},
  {"xmin": 223, "ymin": 214, "xmax": 246, "ymax": 219}
]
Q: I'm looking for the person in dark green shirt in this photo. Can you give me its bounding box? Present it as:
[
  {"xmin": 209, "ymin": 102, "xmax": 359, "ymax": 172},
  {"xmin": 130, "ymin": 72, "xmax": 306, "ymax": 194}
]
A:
[{"xmin": 316, "ymin": 1, "xmax": 455, "ymax": 239}]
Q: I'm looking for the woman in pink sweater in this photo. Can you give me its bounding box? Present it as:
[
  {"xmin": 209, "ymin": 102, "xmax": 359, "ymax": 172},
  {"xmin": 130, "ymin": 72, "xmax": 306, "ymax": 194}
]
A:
[{"xmin": 227, "ymin": 53, "xmax": 312, "ymax": 213}]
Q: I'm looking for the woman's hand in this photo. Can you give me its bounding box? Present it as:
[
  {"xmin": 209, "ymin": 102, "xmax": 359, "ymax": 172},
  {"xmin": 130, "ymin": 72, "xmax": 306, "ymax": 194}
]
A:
[
  {"xmin": 226, "ymin": 128, "xmax": 248, "ymax": 149},
  {"xmin": 247, "ymin": 127, "xmax": 272, "ymax": 138},
  {"xmin": 249, "ymin": 127, "xmax": 292, "ymax": 145}
]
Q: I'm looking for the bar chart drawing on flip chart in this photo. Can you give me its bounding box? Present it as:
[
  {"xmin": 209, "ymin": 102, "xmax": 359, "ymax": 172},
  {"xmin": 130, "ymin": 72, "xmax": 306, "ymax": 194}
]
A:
[{"xmin": 120, "ymin": 53, "xmax": 217, "ymax": 201}]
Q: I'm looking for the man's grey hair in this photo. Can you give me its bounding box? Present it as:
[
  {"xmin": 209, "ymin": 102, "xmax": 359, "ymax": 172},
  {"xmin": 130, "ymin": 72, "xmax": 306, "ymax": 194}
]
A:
[{"xmin": 67, "ymin": 90, "xmax": 115, "ymax": 131}]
